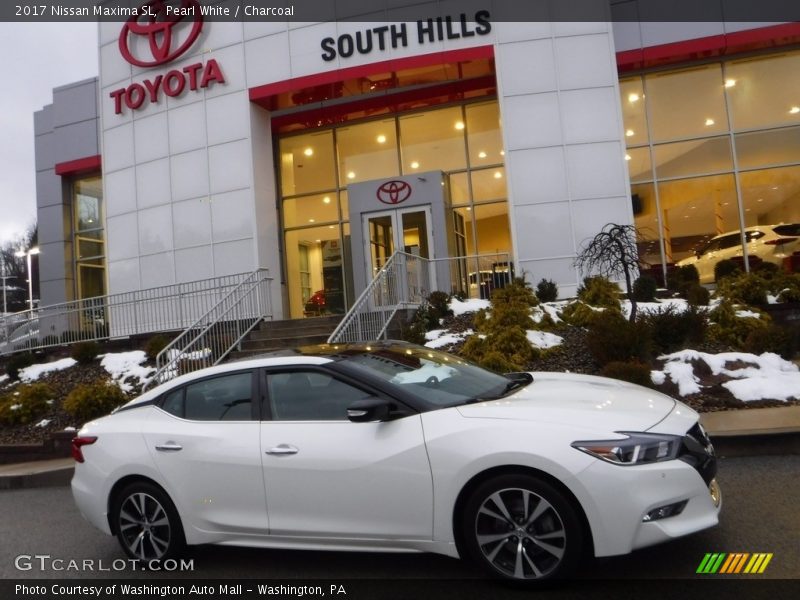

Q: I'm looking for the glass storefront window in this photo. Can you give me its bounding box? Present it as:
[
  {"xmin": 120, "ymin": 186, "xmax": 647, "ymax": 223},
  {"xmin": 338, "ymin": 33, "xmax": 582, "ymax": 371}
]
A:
[
  {"xmin": 283, "ymin": 193, "xmax": 340, "ymax": 228},
  {"xmin": 471, "ymin": 168, "xmax": 506, "ymax": 203},
  {"xmin": 735, "ymin": 126, "xmax": 800, "ymax": 170},
  {"xmin": 466, "ymin": 102, "xmax": 503, "ymax": 166},
  {"xmin": 631, "ymin": 183, "xmax": 661, "ymax": 266},
  {"xmin": 647, "ymin": 64, "xmax": 727, "ymax": 142},
  {"xmin": 336, "ymin": 118, "xmax": 399, "ymax": 184},
  {"xmin": 399, "ymin": 106, "xmax": 467, "ymax": 173},
  {"xmin": 725, "ymin": 52, "xmax": 800, "ymax": 131},
  {"xmin": 280, "ymin": 130, "xmax": 336, "ymax": 196},
  {"xmin": 619, "ymin": 78, "xmax": 648, "ymax": 146},
  {"xmin": 285, "ymin": 225, "xmax": 346, "ymax": 318},
  {"xmin": 653, "ymin": 137, "xmax": 733, "ymax": 179},
  {"xmin": 626, "ymin": 147, "xmax": 652, "ymax": 183},
  {"xmin": 73, "ymin": 175, "xmax": 105, "ymax": 300},
  {"xmin": 472, "ymin": 203, "xmax": 511, "ymax": 254},
  {"xmin": 657, "ymin": 174, "xmax": 739, "ymax": 263},
  {"xmin": 739, "ymin": 165, "xmax": 800, "ymax": 228},
  {"xmin": 449, "ymin": 172, "xmax": 470, "ymax": 206}
]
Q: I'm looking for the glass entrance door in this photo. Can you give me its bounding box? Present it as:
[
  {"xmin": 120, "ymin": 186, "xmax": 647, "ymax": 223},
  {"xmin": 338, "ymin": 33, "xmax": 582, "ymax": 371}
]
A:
[{"xmin": 362, "ymin": 206, "xmax": 434, "ymax": 301}]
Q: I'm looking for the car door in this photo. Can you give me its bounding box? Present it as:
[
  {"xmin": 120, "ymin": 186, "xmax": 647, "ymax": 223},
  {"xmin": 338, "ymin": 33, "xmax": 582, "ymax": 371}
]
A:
[
  {"xmin": 260, "ymin": 367, "xmax": 434, "ymax": 540},
  {"xmin": 143, "ymin": 370, "xmax": 268, "ymax": 535}
]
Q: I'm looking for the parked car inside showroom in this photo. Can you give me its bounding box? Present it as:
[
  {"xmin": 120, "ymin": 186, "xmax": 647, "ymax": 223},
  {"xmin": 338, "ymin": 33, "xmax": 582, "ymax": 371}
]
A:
[
  {"xmin": 677, "ymin": 223, "xmax": 800, "ymax": 284},
  {"xmin": 71, "ymin": 341, "xmax": 720, "ymax": 582}
]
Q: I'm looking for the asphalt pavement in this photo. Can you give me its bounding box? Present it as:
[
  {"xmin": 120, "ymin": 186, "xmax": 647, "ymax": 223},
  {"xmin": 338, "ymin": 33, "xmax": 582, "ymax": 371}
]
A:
[{"xmin": 0, "ymin": 455, "xmax": 797, "ymax": 583}]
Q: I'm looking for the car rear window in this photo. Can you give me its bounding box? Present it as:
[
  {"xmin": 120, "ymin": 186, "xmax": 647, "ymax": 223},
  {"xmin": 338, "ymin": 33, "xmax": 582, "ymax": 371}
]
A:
[{"xmin": 773, "ymin": 224, "xmax": 800, "ymax": 237}]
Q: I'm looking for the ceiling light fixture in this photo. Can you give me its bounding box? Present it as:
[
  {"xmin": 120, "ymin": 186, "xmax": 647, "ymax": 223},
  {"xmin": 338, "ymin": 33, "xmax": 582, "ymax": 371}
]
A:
[
  {"xmin": 790, "ymin": 106, "xmax": 800, "ymax": 114},
  {"xmin": 410, "ymin": 161, "xmax": 419, "ymax": 169},
  {"xmin": 323, "ymin": 196, "xmax": 331, "ymax": 204},
  {"xmin": 705, "ymin": 118, "xmax": 715, "ymax": 126},
  {"xmin": 347, "ymin": 171, "xmax": 355, "ymax": 179},
  {"xmin": 628, "ymin": 93, "xmax": 640, "ymax": 103},
  {"xmin": 625, "ymin": 154, "xmax": 631, "ymax": 161},
  {"xmin": 303, "ymin": 147, "xmax": 313, "ymax": 156},
  {"xmin": 724, "ymin": 79, "xmax": 736, "ymax": 88},
  {"xmin": 478, "ymin": 151, "xmax": 487, "ymax": 159},
  {"xmin": 454, "ymin": 121, "xmax": 465, "ymax": 130},
  {"xmin": 625, "ymin": 129, "xmax": 634, "ymax": 137},
  {"xmin": 494, "ymin": 171, "xmax": 502, "ymax": 179},
  {"xmin": 376, "ymin": 134, "xmax": 387, "ymax": 143}
]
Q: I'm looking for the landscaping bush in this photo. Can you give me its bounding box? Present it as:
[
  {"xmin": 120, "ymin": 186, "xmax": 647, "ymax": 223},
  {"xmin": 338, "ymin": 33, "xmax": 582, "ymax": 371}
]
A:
[
  {"xmin": 63, "ymin": 381, "xmax": 127, "ymax": 422},
  {"xmin": 771, "ymin": 273, "xmax": 800, "ymax": 303},
  {"xmin": 426, "ymin": 291, "xmax": 453, "ymax": 325},
  {"xmin": 536, "ymin": 278, "xmax": 559, "ymax": 303},
  {"xmin": 144, "ymin": 334, "xmax": 170, "ymax": 361},
  {"xmin": 667, "ymin": 264, "xmax": 699, "ymax": 292},
  {"xmin": 400, "ymin": 308, "xmax": 429, "ymax": 345},
  {"xmin": 685, "ymin": 284, "xmax": 711, "ymax": 306},
  {"xmin": 5, "ymin": 353, "xmax": 35, "ymax": 381},
  {"xmin": 744, "ymin": 324, "xmax": 799, "ymax": 360},
  {"xmin": 715, "ymin": 273, "xmax": 769, "ymax": 307},
  {"xmin": 640, "ymin": 305, "xmax": 707, "ymax": 354},
  {"xmin": 0, "ymin": 383, "xmax": 54, "ymax": 425},
  {"xmin": 632, "ymin": 275, "xmax": 657, "ymax": 302},
  {"xmin": 70, "ymin": 341, "xmax": 101, "ymax": 365},
  {"xmin": 559, "ymin": 301, "xmax": 606, "ymax": 327},
  {"xmin": 600, "ymin": 361, "xmax": 653, "ymax": 388},
  {"xmin": 577, "ymin": 276, "xmax": 620, "ymax": 308},
  {"xmin": 707, "ymin": 300, "xmax": 769, "ymax": 349},
  {"xmin": 586, "ymin": 311, "xmax": 652, "ymax": 366},
  {"xmin": 714, "ymin": 259, "xmax": 742, "ymax": 282}
]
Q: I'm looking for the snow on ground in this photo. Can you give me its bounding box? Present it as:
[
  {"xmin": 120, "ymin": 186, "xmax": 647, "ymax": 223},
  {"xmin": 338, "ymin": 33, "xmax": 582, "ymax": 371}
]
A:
[
  {"xmin": 526, "ymin": 330, "xmax": 563, "ymax": 349},
  {"xmin": 621, "ymin": 298, "xmax": 692, "ymax": 319},
  {"xmin": 100, "ymin": 351, "xmax": 155, "ymax": 393},
  {"xmin": 531, "ymin": 302, "xmax": 566, "ymax": 324},
  {"xmin": 0, "ymin": 374, "xmax": 8, "ymax": 385},
  {"xmin": 653, "ymin": 349, "xmax": 800, "ymax": 402},
  {"xmin": 424, "ymin": 328, "xmax": 473, "ymax": 349},
  {"xmin": 19, "ymin": 358, "xmax": 77, "ymax": 382},
  {"xmin": 35, "ymin": 419, "xmax": 51, "ymax": 428},
  {"xmin": 735, "ymin": 309, "xmax": 762, "ymax": 319},
  {"xmin": 448, "ymin": 298, "xmax": 490, "ymax": 316}
]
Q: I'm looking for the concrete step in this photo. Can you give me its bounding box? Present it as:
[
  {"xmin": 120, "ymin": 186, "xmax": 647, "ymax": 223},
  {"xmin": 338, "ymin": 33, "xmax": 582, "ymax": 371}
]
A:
[
  {"xmin": 241, "ymin": 333, "xmax": 332, "ymax": 351},
  {"xmin": 249, "ymin": 326, "xmax": 336, "ymax": 341},
  {"xmin": 258, "ymin": 316, "xmax": 341, "ymax": 333}
]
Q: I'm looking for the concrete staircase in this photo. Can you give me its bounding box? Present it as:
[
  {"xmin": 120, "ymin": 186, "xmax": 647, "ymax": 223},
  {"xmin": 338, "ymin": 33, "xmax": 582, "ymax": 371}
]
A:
[{"xmin": 229, "ymin": 315, "xmax": 342, "ymax": 359}]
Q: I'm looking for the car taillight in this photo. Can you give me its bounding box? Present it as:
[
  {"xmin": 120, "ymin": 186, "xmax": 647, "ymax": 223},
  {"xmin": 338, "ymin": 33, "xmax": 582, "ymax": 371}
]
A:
[
  {"xmin": 764, "ymin": 237, "xmax": 798, "ymax": 245},
  {"xmin": 71, "ymin": 436, "xmax": 97, "ymax": 463}
]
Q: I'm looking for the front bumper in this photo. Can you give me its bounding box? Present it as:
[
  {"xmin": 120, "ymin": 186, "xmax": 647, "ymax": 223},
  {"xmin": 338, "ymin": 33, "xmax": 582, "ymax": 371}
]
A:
[{"xmin": 576, "ymin": 452, "xmax": 721, "ymax": 557}]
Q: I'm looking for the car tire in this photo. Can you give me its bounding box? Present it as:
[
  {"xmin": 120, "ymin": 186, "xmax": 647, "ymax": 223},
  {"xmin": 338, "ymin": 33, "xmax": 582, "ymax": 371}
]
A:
[
  {"xmin": 112, "ymin": 481, "xmax": 185, "ymax": 562},
  {"xmin": 460, "ymin": 474, "xmax": 584, "ymax": 582}
]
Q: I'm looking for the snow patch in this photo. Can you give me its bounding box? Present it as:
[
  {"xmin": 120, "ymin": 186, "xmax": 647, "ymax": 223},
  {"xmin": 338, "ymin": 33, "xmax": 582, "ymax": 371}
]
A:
[
  {"xmin": 35, "ymin": 419, "xmax": 51, "ymax": 428},
  {"xmin": 735, "ymin": 309, "xmax": 762, "ymax": 319},
  {"xmin": 654, "ymin": 349, "xmax": 800, "ymax": 402},
  {"xmin": 63, "ymin": 426, "xmax": 76, "ymax": 432},
  {"xmin": 526, "ymin": 330, "xmax": 563, "ymax": 349},
  {"xmin": 100, "ymin": 351, "xmax": 155, "ymax": 393},
  {"xmin": 424, "ymin": 329, "xmax": 473, "ymax": 350},
  {"xmin": 650, "ymin": 370, "xmax": 666, "ymax": 386},
  {"xmin": 19, "ymin": 358, "xmax": 77, "ymax": 382},
  {"xmin": 448, "ymin": 298, "xmax": 490, "ymax": 316},
  {"xmin": 531, "ymin": 302, "xmax": 566, "ymax": 324},
  {"xmin": 0, "ymin": 374, "xmax": 8, "ymax": 384}
]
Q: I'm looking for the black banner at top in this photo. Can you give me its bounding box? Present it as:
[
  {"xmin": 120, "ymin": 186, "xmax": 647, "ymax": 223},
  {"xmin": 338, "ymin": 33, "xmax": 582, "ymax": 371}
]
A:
[{"xmin": 2, "ymin": 0, "xmax": 800, "ymax": 22}]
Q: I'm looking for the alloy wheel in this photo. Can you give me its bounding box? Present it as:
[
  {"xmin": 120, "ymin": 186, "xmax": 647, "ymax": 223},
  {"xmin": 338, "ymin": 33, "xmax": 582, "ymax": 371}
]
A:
[{"xmin": 118, "ymin": 492, "xmax": 172, "ymax": 560}]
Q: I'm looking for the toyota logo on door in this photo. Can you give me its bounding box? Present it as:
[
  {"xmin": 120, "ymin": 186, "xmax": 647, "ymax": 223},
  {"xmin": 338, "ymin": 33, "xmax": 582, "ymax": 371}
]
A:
[
  {"xmin": 377, "ymin": 181, "xmax": 412, "ymax": 205},
  {"xmin": 110, "ymin": 0, "xmax": 226, "ymax": 115},
  {"xmin": 119, "ymin": 0, "xmax": 203, "ymax": 67}
]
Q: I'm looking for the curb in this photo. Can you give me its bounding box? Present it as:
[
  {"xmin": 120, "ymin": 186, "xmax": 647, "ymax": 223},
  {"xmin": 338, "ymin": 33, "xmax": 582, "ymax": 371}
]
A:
[{"xmin": 0, "ymin": 460, "xmax": 74, "ymax": 490}]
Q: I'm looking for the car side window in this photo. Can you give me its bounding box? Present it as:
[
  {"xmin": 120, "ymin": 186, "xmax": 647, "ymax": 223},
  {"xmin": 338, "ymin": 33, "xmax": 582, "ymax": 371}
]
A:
[
  {"xmin": 183, "ymin": 372, "xmax": 253, "ymax": 421},
  {"xmin": 267, "ymin": 370, "xmax": 371, "ymax": 421},
  {"xmin": 745, "ymin": 230, "xmax": 765, "ymax": 242},
  {"xmin": 161, "ymin": 388, "xmax": 184, "ymax": 418},
  {"xmin": 718, "ymin": 234, "xmax": 741, "ymax": 250},
  {"xmin": 698, "ymin": 239, "xmax": 721, "ymax": 255}
]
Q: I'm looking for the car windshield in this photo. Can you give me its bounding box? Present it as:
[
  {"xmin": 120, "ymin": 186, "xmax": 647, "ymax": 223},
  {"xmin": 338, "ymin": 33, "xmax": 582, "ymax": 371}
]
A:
[{"xmin": 334, "ymin": 344, "xmax": 527, "ymax": 407}]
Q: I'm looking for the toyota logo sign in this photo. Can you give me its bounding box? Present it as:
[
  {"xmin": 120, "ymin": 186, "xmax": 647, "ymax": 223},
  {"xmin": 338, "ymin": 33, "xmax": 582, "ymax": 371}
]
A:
[
  {"xmin": 376, "ymin": 181, "xmax": 412, "ymax": 205},
  {"xmin": 119, "ymin": 0, "xmax": 203, "ymax": 67}
]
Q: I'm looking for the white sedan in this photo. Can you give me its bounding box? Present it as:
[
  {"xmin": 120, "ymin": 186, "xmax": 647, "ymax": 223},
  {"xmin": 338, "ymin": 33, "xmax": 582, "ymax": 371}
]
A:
[{"xmin": 71, "ymin": 341, "xmax": 720, "ymax": 582}]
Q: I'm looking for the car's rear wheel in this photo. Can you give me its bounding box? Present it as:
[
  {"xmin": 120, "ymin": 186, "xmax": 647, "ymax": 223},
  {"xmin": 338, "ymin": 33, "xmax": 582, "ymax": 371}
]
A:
[
  {"xmin": 112, "ymin": 482, "xmax": 185, "ymax": 562},
  {"xmin": 460, "ymin": 474, "xmax": 584, "ymax": 582}
]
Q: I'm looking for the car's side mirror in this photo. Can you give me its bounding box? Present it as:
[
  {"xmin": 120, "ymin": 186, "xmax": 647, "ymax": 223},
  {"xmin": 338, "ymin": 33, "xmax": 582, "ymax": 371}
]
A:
[{"xmin": 347, "ymin": 397, "xmax": 392, "ymax": 422}]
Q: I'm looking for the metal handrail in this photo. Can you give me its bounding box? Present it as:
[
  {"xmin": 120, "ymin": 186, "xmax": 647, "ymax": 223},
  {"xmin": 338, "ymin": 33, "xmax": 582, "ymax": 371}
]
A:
[
  {"xmin": 328, "ymin": 251, "xmax": 512, "ymax": 344},
  {"xmin": 0, "ymin": 271, "xmax": 269, "ymax": 357},
  {"xmin": 146, "ymin": 269, "xmax": 273, "ymax": 388}
]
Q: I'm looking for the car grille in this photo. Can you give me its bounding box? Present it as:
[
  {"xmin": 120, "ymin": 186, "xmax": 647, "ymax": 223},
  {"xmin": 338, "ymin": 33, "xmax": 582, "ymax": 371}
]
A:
[{"xmin": 679, "ymin": 423, "xmax": 717, "ymax": 485}]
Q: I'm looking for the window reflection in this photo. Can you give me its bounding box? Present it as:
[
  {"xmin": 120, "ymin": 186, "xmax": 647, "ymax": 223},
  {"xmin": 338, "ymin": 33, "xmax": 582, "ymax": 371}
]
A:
[
  {"xmin": 399, "ymin": 107, "xmax": 467, "ymax": 173},
  {"xmin": 336, "ymin": 119, "xmax": 399, "ymax": 184},
  {"xmin": 280, "ymin": 131, "xmax": 336, "ymax": 196}
]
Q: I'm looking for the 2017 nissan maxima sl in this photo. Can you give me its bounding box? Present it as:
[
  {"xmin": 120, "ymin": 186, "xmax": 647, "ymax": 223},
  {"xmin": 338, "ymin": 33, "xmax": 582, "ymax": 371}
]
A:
[{"xmin": 71, "ymin": 341, "xmax": 721, "ymax": 582}]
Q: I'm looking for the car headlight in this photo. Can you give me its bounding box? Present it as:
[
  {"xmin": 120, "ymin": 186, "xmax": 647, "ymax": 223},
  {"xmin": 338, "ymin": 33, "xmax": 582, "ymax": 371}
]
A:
[{"xmin": 571, "ymin": 432, "xmax": 682, "ymax": 466}]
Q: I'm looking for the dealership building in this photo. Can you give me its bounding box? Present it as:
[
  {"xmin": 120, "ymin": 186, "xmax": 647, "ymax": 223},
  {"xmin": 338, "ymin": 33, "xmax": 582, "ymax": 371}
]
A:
[{"xmin": 33, "ymin": 6, "xmax": 800, "ymax": 323}]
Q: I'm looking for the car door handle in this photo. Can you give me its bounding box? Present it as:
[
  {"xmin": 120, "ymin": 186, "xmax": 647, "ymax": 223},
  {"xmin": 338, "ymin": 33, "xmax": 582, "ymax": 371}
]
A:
[
  {"xmin": 155, "ymin": 442, "xmax": 183, "ymax": 452},
  {"xmin": 265, "ymin": 444, "xmax": 299, "ymax": 455}
]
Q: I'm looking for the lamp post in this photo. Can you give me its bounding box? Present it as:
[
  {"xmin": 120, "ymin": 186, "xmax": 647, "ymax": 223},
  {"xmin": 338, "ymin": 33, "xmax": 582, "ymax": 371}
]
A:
[{"xmin": 15, "ymin": 247, "xmax": 40, "ymax": 312}]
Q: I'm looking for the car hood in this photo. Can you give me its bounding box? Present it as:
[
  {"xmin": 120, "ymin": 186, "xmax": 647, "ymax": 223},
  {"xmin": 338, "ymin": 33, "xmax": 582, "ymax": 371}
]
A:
[{"xmin": 456, "ymin": 372, "xmax": 677, "ymax": 432}]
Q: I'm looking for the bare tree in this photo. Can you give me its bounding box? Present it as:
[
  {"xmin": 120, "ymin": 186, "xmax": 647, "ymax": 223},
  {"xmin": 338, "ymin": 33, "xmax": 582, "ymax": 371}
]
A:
[{"xmin": 575, "ymin": 223, "xmax": 641, "ymax": 321}]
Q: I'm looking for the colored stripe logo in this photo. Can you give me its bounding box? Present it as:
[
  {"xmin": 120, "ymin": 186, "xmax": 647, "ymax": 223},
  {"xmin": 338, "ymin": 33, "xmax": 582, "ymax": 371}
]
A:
[{"xmin": 697, "ymin": 553, "xmax": 773, "ymax": 574}]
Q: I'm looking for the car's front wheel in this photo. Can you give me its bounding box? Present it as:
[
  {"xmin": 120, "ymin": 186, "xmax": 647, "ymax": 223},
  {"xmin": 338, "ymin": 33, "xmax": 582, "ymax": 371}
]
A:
[
  {"xmin": 112, "ymin": 482, "xmax": 185, "ymax": 562},
  {"xmin": 460, "ymin": 474, "xmax": 584, "ymax": 582}
]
